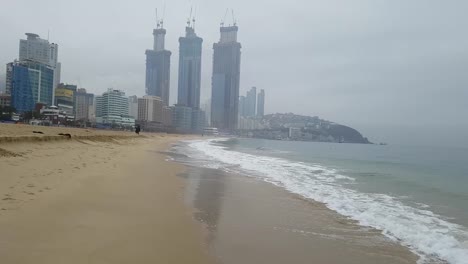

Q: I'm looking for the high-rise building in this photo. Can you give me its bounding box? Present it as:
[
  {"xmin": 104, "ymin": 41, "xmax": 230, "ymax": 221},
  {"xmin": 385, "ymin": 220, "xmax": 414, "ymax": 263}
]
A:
[
  {"xmin": 238, "ymin": 95, "xmax": 246, "ymax": 117},
  {"xmin": 177, "ymin": 24, "xmax": 203, "ymax": 109},
  {"xmin": 0, "ymin": 94, "xmax": 11, "ymax": 107},
  {"xmin": 211, "ymin": 26, "xmax": 241, "ymax": 131},
  {"xmin": 145, "ymin": 22, "xmax": 171, "ymax": 105},
  {"xmin": 5, "ymin": 63, "xmax": 13, "ymax": 95},
  {"xmin": 137, "ymin": 96, "xmax": 163, "ymax": 123},
  {"xmin": 245, "ymin": 86, "xmax": 257, "ymax": 117},
  {"xmin": 95, "ymin": 89, "xmax": 131, "ymax": 126},
  {"xmin": 257, "ymin": 89, "xmax": 265, "ymax": 117},
  {"xmin": 19, "ymin": 33, "xmax": 61, "ymax": 96},
  {"xmin": 8, "ymin": 60, "xmax": 54, "ymax": 112},
  {"xmin": 201, "ymin": 98, "xmax": 211, "ymax": 126},
  {"xmin": 75, "ymin": 88, "xmax": 94, "ymax": 121},
  {"xmin": 128, "ymin": 95, "xmax": 139, "ymax": 119},
  {"xmin": 162, "ymin": 106, "xmax": 173, "ymax": 127},
  {"xmin": 172, "ymin": 105, "xmax": 193, "ymax": 132}
]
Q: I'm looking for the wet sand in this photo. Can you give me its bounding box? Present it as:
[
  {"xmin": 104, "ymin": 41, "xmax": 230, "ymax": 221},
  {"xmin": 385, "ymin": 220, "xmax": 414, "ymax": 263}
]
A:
[
  {"xmin": 180, "ymin": 165, "xmax": 419, "ymax": 264},
  {"xmin": 0, "ymin": 130, "xmax": 214, "ymax": 264}
]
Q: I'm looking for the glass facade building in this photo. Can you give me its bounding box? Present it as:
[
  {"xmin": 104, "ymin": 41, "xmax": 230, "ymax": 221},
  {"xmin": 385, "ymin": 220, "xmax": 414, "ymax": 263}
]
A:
[{"xmin": 9, "ymin": 60, "xmax": 54, "ymax": 112}]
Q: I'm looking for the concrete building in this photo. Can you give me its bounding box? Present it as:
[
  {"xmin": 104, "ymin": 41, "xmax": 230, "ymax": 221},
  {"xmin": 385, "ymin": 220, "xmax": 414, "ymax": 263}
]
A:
[
  {"xmin": 172, "ymin": 105, "xmax": 193, "ymax": 132},
  {"xmin": 75, "ymin": 88, "xmax": 94, "ymax": 121},
  {"xmin": 95, "ymin": 89, "xmax": 131, "ymax": 127},
  {"xmin": 145, "ymin": 22, "xmax": 171, "ymax": 105},
  {"xmin": 19, "ymin": 33, "xmax": 61, "ymax": 96},
  {"xmin": 177, "ymin": 23, "xmax": 202, "ymax": 109},
  {"xmin": 55, "ymin": 83, "xmax": 76, "ymax": 119},
  {"xmin": 137, "ymin": 96, "xmax": 163, "ymax": 123},
  {"xmin": 128, "ymin": 95, "xmax": 138, "ymax": 119},
  {"xmin": 211, "ymin": 25, "xmax": 241, "ymax": 131},
  {"xmin": 162, "ymin": 106, "xmax": 173, "ymax": 127},
  {"xmin": 7, "ymin": 60, "xmax": 54, "ymax": 112},
  {"xmin": 191, "ymin": 109, "xmax": 206, "ymax": 133}
]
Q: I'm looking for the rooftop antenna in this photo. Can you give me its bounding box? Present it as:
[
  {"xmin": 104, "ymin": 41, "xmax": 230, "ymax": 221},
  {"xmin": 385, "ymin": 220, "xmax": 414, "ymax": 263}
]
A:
[{"xmin": 221, "ymin": 8, "xmax": 229, "ymax": 27}]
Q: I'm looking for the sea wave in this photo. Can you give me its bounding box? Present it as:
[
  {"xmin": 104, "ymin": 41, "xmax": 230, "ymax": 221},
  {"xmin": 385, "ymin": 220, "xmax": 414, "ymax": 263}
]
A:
[{"xmin": 185, "ymin": 138, "xmax": 468, "ymax": 264}]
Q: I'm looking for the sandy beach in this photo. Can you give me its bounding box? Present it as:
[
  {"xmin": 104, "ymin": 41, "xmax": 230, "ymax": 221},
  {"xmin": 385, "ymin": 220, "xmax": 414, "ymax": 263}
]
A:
[{"xmin": 0, "ymin": 124, "xmax": 213, "ymax": 263}]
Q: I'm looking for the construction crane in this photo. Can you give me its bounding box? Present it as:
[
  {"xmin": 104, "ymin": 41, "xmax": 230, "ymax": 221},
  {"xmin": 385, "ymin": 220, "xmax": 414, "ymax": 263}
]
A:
[
  {"xmin": 187, "ymin": 6, "xmax": 193, "ymax": 27},
  {"xmin": 220, "ymin": 8, "xmax": 229, "ymax": 27},
  {"xmin": 231, "ymin": 9, "xmax": 237, "ymax": 26}
]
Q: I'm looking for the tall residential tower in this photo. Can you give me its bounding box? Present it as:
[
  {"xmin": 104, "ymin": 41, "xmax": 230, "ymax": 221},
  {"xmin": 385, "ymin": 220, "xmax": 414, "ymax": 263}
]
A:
[
  {"xmin": 211, "ymin": 26, "xmax": 241, "ymax": 131},
  {"xmin": 145, "ymin": 21, "xmax": 171, "ymax": 105}
]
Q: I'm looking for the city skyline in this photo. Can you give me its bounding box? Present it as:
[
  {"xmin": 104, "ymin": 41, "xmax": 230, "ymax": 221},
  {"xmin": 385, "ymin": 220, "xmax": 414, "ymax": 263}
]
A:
[{"xmin": 1, "ymin": 0, "xmax": 467, "ymax": 146}]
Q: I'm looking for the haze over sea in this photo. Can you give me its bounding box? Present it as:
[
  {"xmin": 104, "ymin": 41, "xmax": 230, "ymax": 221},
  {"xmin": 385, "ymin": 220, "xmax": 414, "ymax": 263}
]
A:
[{"xmin": 175, "ymin": 138, "xmax": 468, "ymax": 264}]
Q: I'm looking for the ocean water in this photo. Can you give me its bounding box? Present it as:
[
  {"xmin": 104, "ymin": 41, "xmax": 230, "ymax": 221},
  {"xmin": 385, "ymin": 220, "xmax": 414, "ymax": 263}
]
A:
[{"xmin": 172, "ymin": 138, "xmax": 468, "ymax": 264}]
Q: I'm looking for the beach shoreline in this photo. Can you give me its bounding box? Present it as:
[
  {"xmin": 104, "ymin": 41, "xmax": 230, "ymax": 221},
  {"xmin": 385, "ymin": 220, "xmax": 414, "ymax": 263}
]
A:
[
  {"xmin": 170, "ymin": 139, "xmax": 420, "ymax": 264},
  {"xmin": 0, "ymin": 124, "xmax": 214, "ymax": 264}
]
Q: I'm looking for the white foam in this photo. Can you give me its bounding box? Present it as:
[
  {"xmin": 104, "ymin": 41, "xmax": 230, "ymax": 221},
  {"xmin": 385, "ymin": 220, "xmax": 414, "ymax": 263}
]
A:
[{"xmin": 186, "ymin": 138, "xmax": 468, "ymax": 264}]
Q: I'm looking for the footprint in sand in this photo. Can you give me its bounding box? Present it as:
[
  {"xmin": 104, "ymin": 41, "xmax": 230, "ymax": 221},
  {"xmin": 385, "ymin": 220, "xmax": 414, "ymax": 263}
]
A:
[{"xmin": 26, "ymin": 184, "xmax": 35, "ymax": 188}]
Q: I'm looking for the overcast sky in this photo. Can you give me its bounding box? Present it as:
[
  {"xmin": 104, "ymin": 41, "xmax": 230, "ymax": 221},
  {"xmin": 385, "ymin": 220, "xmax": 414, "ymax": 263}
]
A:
[{"xmin": 1, "ymin": 0, "xmax": 467, "ymax": 147}]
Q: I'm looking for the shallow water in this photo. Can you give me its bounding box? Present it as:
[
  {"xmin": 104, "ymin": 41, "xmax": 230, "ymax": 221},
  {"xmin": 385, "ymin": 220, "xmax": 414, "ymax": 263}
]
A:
[{"xmin": 171, "ymin": 138, "xmax": 468, "ymax": 264}]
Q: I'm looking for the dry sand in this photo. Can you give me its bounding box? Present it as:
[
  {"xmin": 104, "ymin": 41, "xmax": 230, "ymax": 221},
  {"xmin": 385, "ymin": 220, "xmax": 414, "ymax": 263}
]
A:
[{"xmin": 0, "ymin": 124, "xmax": 213, "ymax": 264}]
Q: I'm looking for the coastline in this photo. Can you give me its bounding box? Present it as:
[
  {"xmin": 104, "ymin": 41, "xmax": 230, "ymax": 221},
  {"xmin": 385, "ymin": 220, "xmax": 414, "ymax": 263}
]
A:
[
  {"xmin": 0, "ymin": 124, "xmax": 214, "ymax": 263},
  {"xmin": 171, "ymin": 139, "xmax": 420, "ymax": 264}
]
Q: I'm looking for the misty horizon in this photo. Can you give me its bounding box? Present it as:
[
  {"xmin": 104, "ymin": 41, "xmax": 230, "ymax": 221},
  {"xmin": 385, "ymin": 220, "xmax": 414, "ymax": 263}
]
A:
[{"xmin": 1, "ymin": 0, "xmax": 467, "ymax": 147}]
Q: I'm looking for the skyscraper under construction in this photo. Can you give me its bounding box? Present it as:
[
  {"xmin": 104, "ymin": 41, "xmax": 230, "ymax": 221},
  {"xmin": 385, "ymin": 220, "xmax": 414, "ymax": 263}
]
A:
[{"xmin": 211, "ymin": 25, "xmax": 241, "ymax": 131}]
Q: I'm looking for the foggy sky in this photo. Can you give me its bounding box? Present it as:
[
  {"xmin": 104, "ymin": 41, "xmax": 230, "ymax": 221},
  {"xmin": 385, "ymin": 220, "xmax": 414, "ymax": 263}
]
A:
[{"xmin": 1, "ymin": 0, "xmax": 467, "ymax": 147}]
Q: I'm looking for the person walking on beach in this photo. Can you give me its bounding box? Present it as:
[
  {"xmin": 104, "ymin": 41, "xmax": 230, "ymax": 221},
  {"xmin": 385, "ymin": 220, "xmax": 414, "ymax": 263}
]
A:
[{"xmin": 135, "ymin": 124, "xmax": 141, "ymax": 135}]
